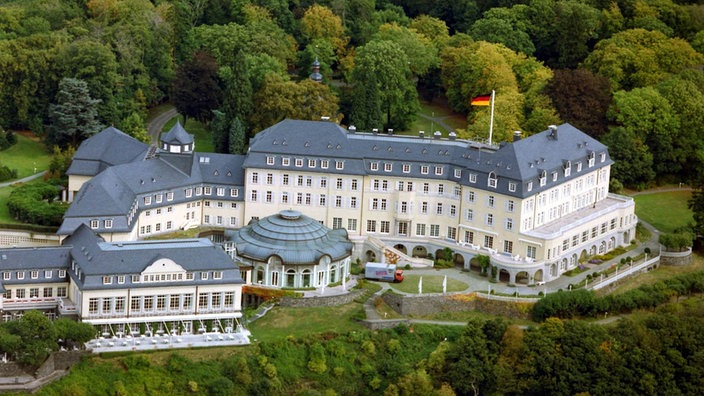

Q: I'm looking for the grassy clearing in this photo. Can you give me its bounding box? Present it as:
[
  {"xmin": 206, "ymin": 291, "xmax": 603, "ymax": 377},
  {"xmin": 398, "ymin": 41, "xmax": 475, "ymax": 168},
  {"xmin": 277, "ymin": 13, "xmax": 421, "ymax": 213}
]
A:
[
  {"xmin": 404, "ymin": 101, "xmax": 467, "ymax": 136},
  {"xmin": 388, "ymin": 274, "xmax": 468, "ymax": 294},
  {"xmin": 162, "ymin": 115, "xmax": 214, "ymax": 153},
  {"xmin": 247, "ymin": 303, "xmax": 366, "ymax": 343},
  {"xmin": 0, "ymin": 133, "xmax": 50, "ymax": 178},
  {"xmin": 633, "ymin": 190, "xmax": 692, "ymax": 233},
  {"xmin": 601, "ymin": 254, "xmax": 704, "ymax": 296}
]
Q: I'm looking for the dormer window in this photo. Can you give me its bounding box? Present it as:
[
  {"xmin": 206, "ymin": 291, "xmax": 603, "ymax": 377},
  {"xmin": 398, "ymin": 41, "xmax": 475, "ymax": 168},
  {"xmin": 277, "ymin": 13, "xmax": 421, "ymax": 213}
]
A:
[
  {"xmin": 90, "ymin": 219, "xmax": 99, "ymax": 229},
  {"xmin": 552, "ymin": 171, "xmax": 558, "ymax": 182},
  {"xmin": 282, "ymin": 157, "xmax": 290, "ymax": 166},
  {"xmin": 454, "ymin": 169, "xmax": 462, "ymax": 178},
  {"xmin": 540, "ymin": 170, "xmax": 547, "ymax": 187},
  {"xmin": 564, "ymin": 161, "xmax": 571, "ymax": 177},
  {"xmin": 321, "ymin": 160, "xmax": 329, "ymax": 169},
  {"xmin": 308, "ymin": 159, "xmax": 316, "ymax": 168},
  {"xmin": 588, "ymin": 152, "xmax": 595, "ymax": 167},
  {"xmin": 402, "ymin": 164, "xmax": 410, "ymax": 173},
  {"xmin": 370, "ymin": 162, "xmax": 379, "ymax": 171},
  {"xmin": 295, "ymin": 158, "xmax": 303, "ymax": 167},
  {"xmin": 488, "ymin": 172, "xmax": 497, "ymax": 188},
  {"xmin": 144, "ymin": 196, "xmax": 151, "ymax": 205},
  {"xmin": 266, "ymin": 156, "xmax": 275, "ymax": 165},
  {"xmin": 600, "ymin": 152, "xmax": 606, "ymax": 162},
  {"xmin": 469, "ymin": 173, "xmax": 477, "ymax": 183},
  {"xmin": 435, "ymin": 166, "xmax": 443, "ymax": 176},
  {"xmin": 335, "ymin": 161, "xmax": 344, "ymax": 170},
  {"xmin": 421, "ymin": 165, "xmax": 429, "ymax": 174},
  {"xmin": 384, "ymin": 163, "xmax": 392, "ymax": 172},
  {"xmin": 576, "ymin": 162, "xmax": 582, "ymax": 172}
]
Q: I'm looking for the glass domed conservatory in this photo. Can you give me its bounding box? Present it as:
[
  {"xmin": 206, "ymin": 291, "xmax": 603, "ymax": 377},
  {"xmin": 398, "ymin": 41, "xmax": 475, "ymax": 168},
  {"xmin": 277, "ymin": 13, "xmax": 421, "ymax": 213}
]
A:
[{"xmin": 225, "ymin": 210, "xmax": 353, "ymax": 289}]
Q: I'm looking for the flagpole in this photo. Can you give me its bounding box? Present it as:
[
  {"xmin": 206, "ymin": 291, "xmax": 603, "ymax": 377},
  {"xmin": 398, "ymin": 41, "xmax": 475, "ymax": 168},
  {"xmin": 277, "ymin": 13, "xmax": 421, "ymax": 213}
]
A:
[{"xmin": 488, "ymin": 90, "xmax": 495, "ymax": 145}]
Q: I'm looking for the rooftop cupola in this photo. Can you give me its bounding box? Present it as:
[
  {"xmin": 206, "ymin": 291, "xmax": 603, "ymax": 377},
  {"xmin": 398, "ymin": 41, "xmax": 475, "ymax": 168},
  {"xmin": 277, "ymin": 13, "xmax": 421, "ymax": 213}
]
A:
[{"xmin": 160, "ymin": 121, "xmax": 195, "ymax": 154}]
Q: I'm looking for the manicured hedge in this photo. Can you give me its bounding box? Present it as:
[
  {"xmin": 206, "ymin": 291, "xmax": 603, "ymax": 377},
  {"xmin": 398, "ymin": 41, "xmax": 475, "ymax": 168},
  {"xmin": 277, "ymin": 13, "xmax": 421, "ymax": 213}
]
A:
[{"xmin": 6, "ymin": 182, "xmax": 68, "ymax": 226}]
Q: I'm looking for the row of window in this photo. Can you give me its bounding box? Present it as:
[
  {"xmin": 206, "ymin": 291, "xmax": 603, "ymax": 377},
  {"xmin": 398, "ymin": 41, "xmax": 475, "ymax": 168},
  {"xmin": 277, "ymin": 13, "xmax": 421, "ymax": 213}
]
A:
[
  {"xmin": 101, "ymin": 271, "xmax": 224, "ymax": 285},
  {"xmin": 3, "ymin": 286, "xmax": 67, "ymax": 300},
  {"xmin": 561, "ymin": 219, "xmax": 619, "ymax": 252},
  {"xmin": 87, "ymin": 292, "xmax": 236, "ymax": 315},
  {"xmin": 2, "ymin": 269, "xmax": 66, "ymax": 281},
  {"xmin": 251, "ymin": 173, "xmax": 360, "ymax": 191},
  {"xmin": 266, "ymin": 156, "xmax": 345, "ymax": 170}
]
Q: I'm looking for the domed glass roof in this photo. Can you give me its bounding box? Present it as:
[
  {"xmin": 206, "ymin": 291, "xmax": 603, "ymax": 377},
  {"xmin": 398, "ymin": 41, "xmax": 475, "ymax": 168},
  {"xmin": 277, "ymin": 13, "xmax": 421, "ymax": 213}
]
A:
[{"xmin": 230, "ymin": 210, "xmax": 352, "ymax": 265}]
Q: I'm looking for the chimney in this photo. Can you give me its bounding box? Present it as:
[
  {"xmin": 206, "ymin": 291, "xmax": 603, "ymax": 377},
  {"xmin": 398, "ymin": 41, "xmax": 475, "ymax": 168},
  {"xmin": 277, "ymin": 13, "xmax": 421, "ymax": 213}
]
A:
[
  {"xmin": 348, "ymin": 125, "xmax": 356, "ymax": 134},
  {"xmin": 548, "ymin": 125, "xmax": 558, "ymax": 140},
  {"xmin": 372, "ymin": 128, "xmax": 378, "ymax": 135},
  {"xmin": 419, "ymin": 130, "xmax": 425, "ymax": 138},
  {"xmin": 513, "ymin": 131, "xmax": 522, "ymax": 142},
  {"xmin": 449, "ymin": 131, "xmax": 456, "ymax": 140},
  {"xmin": 433, "ymin": 131, "xmax": 442, "ymax": 139},
  {"xmin": 320, "ymin": 116, "xmax": 330, "ymax": 121},
  {"xmin": 387, "ymin": 128, "xmax": 393, "ymax": 135}
]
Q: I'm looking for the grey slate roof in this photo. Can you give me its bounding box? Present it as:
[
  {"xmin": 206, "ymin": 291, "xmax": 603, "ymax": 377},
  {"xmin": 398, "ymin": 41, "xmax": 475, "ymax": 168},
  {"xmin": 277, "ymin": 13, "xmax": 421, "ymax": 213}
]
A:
[
  {"xmin": 63, "ymin": 224, "xmax": 244, "ymax": 290},
  {"xmin": 229, "ymin": 210, "xmax": 353, "ymax": 265},
  {"xmin": 245, "ymin": 119, "xmax": 612, "ymax": 198},
  {"xmin": 161, "ymin": 121, "xmax": 194, "ymax": 145},
  {"xmin": 0, "ymin": 246, "xmax": 71, "ymax": 284},
  {"xmin": 62, "ymin": 119, "xmax": 611, "ymax": 236},
  {"xmin": 66, "ymin": 127, "xmax": 149, "ymax": 176},
  {"xmin": 59, "ymin": 150, "xmax": 246, "ymax": 235}
]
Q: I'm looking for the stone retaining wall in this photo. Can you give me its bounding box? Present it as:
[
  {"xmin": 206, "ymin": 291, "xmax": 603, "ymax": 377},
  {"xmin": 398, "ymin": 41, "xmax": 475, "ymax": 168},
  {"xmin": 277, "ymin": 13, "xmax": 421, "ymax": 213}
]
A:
[
  {"xmin": 381, "ymin": 291, "xmax": 534, "ymax": 320},
  {"xmin": 279, "ymin": 290, "xmax": 364, "ymax": 308},
  {"xmin": 660, "ymin": 248, "xmax": 692, "ymax": 266},
  {"xmin": 361, "ymin": 319, "xmax": 410, "ymax": 330}
]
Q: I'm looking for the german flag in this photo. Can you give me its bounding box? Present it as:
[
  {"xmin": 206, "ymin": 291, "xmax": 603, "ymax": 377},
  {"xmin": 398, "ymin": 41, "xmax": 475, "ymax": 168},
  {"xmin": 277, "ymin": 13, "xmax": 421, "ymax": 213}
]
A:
[{"xmin": 470, "ymin": 94, "xmax": 491, "ymax": 106}]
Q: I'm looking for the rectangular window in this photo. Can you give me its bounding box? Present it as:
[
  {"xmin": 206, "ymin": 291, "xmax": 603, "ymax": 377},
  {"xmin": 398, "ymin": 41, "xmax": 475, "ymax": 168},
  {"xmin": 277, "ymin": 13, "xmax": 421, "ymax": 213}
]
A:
[
  {"xmin": 336, "ymin": 161, "xmax": 343, "ymax": 170},
  {"xmin": 347, "ymin": 219, "xmax": 357, "ymax": 231},
  {"xmin": 201, "ymin": 272, "xmax": 209, "ymax": 280},
  {"xmin": 224, "ymin": 292, "xmax": 234, "ymax": 308},
  {"xmin": 199, "ymin": 293, "xmax": 208, "ymax": 309},
  {"xmin": 45, "ymin": 270, "xmax": 53, "ymax": 279},
  {"xmin": 370, "ymin": 162, "xmax": 379, "ymax": 171},
  {"xmin": 319, "ymin": 194, "xmax": 327, "ymax": 206},
  {"xmin": 103, "ymin": 276, "xmax": 112, "ymax": 285},
  {"xmin": 43, "ymin": 287, "xmax": 53, "ymax": 298},
  {"xmin": 104, "ymin": 219, "xmax": 113, "ymax": 229},
  {"xmin": 185, "ymin": 188, "xmax": 193, "ymax": 198},
  {"xmin": 447, "ymin": 226, "xmax": 457, "ymax": 240},
  {"xmin": 416, "ymin": 224, "xmax": 426, "ymax": 236},
  {"xmin": 351, "ymin": 179, "xmax": 358, "ymax": 190},
  {"xmin": 250, "ymin": 190, "xmax": 258, "ymax": 202},
  {"xmin": 306, "ymin": 193, "xmax": 312, "ymax": 205},
  {"xmin": 486, "ymin": 214, "xmax": 494, "ymax": 226},
  {"xmin": 117, "ymin": 275, "xmax": 125, "ymax": 284},
  {"xmin": 30, "ymin": 270, "xmax": 38, "ymax": 279},
  {"xmin": 508, "ymin": 182, "xmax": 516, "ymax": 192},
  {"xmin": 423, "ymin": 183, "xmax": 430, "ymax": 194},
  {"xmin": 464, "ymin": 231, "xmax": 474, "ymax": 244},
  {"xmin": 436, "ymin": 203, "xmax": 443, "ymax": 215},
  {"xmin": 89, "ymin": 298, "xmax": 98, "ymax": 314},
  {"xmin": 266, "ymin": 191, "xmax": 273, "ymax": 203},
  {"xmin": 350, "ymin": 197, "xmax": 357, "ymax": 208},
  {"xmin": 115, "ymin": 297, "xmax": 125, "ymax": 313},
  {"xmin": 170, "ymin": 295, "xmax": 180, "ymax": 310},
  {"xmin": 454, "ymin": 168, "xmax": 462, "ymax": 178},
  {"xmin": 430, "ymin": 224, "xmax": 440, "ymax": 237},
  {"xmin": 30, "ymin": 288, "xmax": 40, "ymax": 298},
  {"xmin": 266, "ymin": 156, "xmax": 275, "ymax": 165},
  {"xmin": 468, "ymin": 191, "xmax": 475, "ymax": 203},
  {"xmin": 282, "ymin": 157, "xmax": 290, "ymax": 166},
  {"xmin": 90, "ymin": 220, "xmax": 99, "ymax": 229},
  {"xmin": 421, "ymin": 165, "xmax": 429, "ymax": 174},
  {"xmin": 308, "ymin": 159, "xmax": 316, "ymax": 168},
  {"xmin": 144, "ymin": 196, "xmax": 151, "ymax": 205},
  {"xmin": 57, "ymin": 287, "xmax": 67, "ymax": 298},
  {"xmin": 380, "ymin": 221, "xmax": 390, "ymax": 233},
  {"xmin": 295, "ymin": 158, "xmax": 303, "ymax": 167},
  {"xmin": 527, "ymin": 246, "xmax": 537, "ymax": 259},
  {"xmin": 337, "ymin": 178, "xmax": 344, "ymax": 189},
  {"xmin": 3, "ymin": 272, "xmax": 9, "ymax": 281},
  {"xmin": 506, "ymin": 200, "xmax": 515, "ymax": 212},
  {"xmin": 504, "ymin": 240, "xmax": 513, "ymax": 254},
  {"xmin": 435, "ymin": 166, "xmax": 443, "ymax": 175},
  {"xmin": 505, "ymin": 218, "xmax": 513, "ymax": 230},
  {"xmin": 282, "ymin": 192, "xmax": 289, "ymax": 204},
  {"xmin": 384, "ymin": 163, "xmax": 392, "ymax": 172},
  {"xmin": 167, "ymin": 192, "xmax": 174, "ymax": 201},
  {"xmin": 321, "ymin": 159, "xmax": 329, "ymax": 168},
  {"xmin": 333, "ymin": 217, "xmax": 343, "ymax": 229},
  {"xmin": 183, "ymin": 294, "xmax": 192, "ymax": 309},
  {"xmin": 466, "ymin": 209, "xmax": 473, "ymax": 221},
  {"xmin": 16, "ymin": 289, "xmax": 25, "ymax": 298},
  {"xmin": 366, "ymin": 220, "xmax": 376, "ymax": 233},
  {"xmin": 402, "ymin": 164, "xmax": 410, "ymax": 173},
  {"xmin": 196, "ymin": 187, "xmax": 203, "ymax": 195},
  {"xmin": 438, "ymin": 184, "xmax": 444, "ymax": 195},
  {"xmin": 213, "ymin": 271, "xmax": 223, "ymax": 280},
  {"xmin": 320, "ymin": 177, "xmax": 327, "ymax": 188},
  {"xmin": 155, "ymin": 194, "xmax": 163, "ymax": 203},
  {"xmin": 484, "ymin": 236, "xmax": 494, "ymax": 249},
  {"xmin": 488, "ymin": 196, "xmax": 495, "ymax": 207}
]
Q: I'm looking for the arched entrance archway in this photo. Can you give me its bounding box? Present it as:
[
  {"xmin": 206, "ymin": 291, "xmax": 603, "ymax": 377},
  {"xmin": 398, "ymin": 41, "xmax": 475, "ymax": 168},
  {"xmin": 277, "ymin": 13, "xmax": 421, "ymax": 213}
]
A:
[
  {"xmin": 516, "ymin": 271, "xmax": 529, "ymax": 285},
  {"xmin": 534, "ymin": 269, "xmax": 544, "ymax": 282},
  {"xmin": 285, "ymin": 269, "xmax": 296, "ymax": 288},
  {"xmin": 366, "ymin": 250, "xmax": 376, "ymax": 262},
  {"xmin": 412, "ymin": 245, "xmax": 427, "ymax": 258},
  {"xmin": 394, "ymin": 244, "xmax": 408, "ymax": 255},
  {"xmin": 499, "ymin": 269, "xmax": 511, "ymax": 283},
  {"xmin": 453, "ymin": 253, "xmax": 465, "ymax": 267}
]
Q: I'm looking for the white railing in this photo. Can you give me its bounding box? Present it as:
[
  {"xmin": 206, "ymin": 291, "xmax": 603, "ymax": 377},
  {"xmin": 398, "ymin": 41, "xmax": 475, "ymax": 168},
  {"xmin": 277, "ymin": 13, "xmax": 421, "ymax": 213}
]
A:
[{"xmin": 588, "ymin": 255, "xmax": 660, "ymax": 290}]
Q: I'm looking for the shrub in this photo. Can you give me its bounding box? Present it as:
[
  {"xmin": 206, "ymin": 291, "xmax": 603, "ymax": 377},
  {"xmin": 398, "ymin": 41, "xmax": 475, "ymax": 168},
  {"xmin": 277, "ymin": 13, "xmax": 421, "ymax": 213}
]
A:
[
  {"xmin": 6, "ymin": 182, "xmax": 68, "ymax": 226},
  {"xmin": 659, "ymin": 232, "xmax": 693, "ymax": 251},
  {"xmin": 0, "ymin": 164, "xmax": 17, "ymax": 182}
]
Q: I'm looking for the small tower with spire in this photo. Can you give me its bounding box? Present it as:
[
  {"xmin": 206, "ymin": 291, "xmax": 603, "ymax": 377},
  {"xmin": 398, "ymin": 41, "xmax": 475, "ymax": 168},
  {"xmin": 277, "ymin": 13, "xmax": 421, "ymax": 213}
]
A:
[{"xmin": 309, "ymin": 57, "xmax": 323, "ymax": 83}]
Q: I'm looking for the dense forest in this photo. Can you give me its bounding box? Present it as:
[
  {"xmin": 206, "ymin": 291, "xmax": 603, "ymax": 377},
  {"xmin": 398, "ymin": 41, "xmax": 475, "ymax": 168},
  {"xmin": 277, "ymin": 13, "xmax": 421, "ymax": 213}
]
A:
[
  {"xmin": 37, "ymin": 298, "xmax": 704, "ymax": 396},
  {"xmin": 1, "ymin": 0, "xmax": 704, "ymax": 191}
]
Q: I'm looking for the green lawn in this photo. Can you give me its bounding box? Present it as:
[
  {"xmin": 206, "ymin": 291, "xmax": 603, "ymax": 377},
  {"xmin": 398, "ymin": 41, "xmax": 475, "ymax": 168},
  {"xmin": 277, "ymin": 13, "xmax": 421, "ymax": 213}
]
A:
[
  {"xmin": 162, "ymin": 115, "xmax": 214, "ymax": 153},
  {"xmin": 247, "ymin": 303, "xmax": 366, "ymax": 343},
  {"xmin": 388, "ymin": 274, "xmax": 468, "ymax": 294},
  {"xmin": 633, "ymin": 190, "xmax": 693, "ymax": 233},
  {"xmin": 0, "ymin": 133, "xmax": 50, "ymax": 178},
  {"xmin": 403, "ymin": 101, "xmax": 467, "ymax": 137}
]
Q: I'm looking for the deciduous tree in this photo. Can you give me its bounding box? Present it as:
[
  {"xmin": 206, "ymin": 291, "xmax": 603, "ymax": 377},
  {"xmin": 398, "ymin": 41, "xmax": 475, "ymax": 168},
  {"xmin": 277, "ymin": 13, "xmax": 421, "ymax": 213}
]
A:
[{"xmin": 172, "ymin": 51, "xmax": 222, "ymax": 126}]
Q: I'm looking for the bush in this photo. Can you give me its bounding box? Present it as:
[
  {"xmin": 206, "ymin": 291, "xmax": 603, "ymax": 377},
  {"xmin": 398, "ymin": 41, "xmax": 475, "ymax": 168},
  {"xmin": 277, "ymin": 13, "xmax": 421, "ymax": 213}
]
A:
[
  {"xmin": 0, "ymin": 164, "xmax": 17, "ymax": 182},
  {"xmin": 6, "ymin": 182, "xmax": 68, "ymax": 226},
  {"xmin": 659, "ymin": 232, "xmax": 693, "ymax": 252}
]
